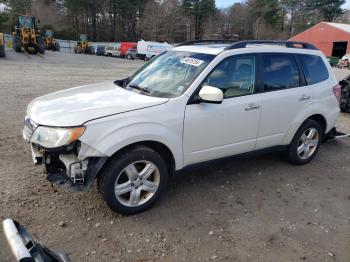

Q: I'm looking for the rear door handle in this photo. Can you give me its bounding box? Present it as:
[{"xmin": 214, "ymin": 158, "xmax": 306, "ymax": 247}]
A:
[
  {"xmin": 299, "ymin": 95, "xmax": 311, "ymax": 101},
  {"xmin": 245, "ymin": 103, "xmax": 260, "ymax": 111}
]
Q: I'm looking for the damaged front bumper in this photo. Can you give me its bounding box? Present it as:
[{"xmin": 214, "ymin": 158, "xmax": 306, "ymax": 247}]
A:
[
  {"xmin": 30, "ymin": 142, "xmax": 107, "ymax": 192},
  {"xmin": 23, "ymin": 117, "xmax": 107, "ymax": 191}
]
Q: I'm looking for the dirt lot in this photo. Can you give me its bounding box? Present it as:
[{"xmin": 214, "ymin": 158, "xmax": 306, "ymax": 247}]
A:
[{"xmin": 0, "ymin": 50, "xmax": 350, "ymax": 262}]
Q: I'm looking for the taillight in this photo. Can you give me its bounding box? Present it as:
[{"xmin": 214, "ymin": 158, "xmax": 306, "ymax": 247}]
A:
[{"xmin": 333, "ymin": 84, "xmax": 341, "ymax": 103}]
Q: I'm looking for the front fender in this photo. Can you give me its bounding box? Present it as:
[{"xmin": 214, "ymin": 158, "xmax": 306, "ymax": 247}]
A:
[{"xmin": 80, "ymin": 121, "xmax": 184, "ymax": 169}]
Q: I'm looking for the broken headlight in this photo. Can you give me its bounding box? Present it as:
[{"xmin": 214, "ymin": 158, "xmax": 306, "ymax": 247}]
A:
[{"xmin": 30, "ymin": 126, "xmax": 86, "ymax": 149}]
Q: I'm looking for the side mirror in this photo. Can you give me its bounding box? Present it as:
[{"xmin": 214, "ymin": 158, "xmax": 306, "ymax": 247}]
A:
[{"xmin": 198, "ymin": 85, "xmax": 224, "ymax": 104}]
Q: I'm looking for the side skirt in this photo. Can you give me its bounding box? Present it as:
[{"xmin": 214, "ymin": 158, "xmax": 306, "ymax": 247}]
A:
[{"xmin": 175, "ymin": 145, "xmax": 288, "ymax": 176}]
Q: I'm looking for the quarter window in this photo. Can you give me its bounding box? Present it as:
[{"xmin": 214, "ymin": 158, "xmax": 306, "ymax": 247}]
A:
[
  {"xmin": 300, "ymin": 54, "xmax": 329, "ymax": 85},
  {"xmin": 203, "ymin": 55, "xmax": 256, "ymax": 98},
  {"xmin": 262, "ymin": 54, "xmax": 300, "ymax": 91}
]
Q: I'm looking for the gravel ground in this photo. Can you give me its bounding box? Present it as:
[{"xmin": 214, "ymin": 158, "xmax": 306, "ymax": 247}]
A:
[{"xmin": 0, "ymin": 50, "xmax": 350, "ymax": 262}]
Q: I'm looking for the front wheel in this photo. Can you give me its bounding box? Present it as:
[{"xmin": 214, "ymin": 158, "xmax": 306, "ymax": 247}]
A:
[
  {"xmin": 99, "ymin": 146, "xmax": 168, "ymax": 214},
  {"xmin": 13, "ymin": 35, "xmax": 21, "ymax": 52},
  {"xmin": 37, "ymin": 37, "xmax": 45, "ymax": 54},
  {"xmin": 286, "ymin": 119, "xmax": 323, "ymax": 165}
]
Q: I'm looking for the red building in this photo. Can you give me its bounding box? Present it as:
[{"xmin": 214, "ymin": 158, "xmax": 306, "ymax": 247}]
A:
[{"xmin": 290, "ymin": 22, "xmax": 350, "ymax": 58}]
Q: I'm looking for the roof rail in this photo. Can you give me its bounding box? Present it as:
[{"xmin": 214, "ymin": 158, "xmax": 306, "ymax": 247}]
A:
[
  {"xmin": 224, "ymin": 40, "xmax": 318, "ymax": 50},
  {"xmin": 177, "ymin": 39, "xmax": 237, "ymax": 46}
]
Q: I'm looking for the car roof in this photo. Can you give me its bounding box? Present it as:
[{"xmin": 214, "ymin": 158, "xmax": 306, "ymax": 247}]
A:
[
  {"xmin": 172, "ymin": 41, "xmax": 321, "ymax": 56},
  {"xmin": 172, "ymin": 44, "xmax": 229, "ymax": 55}
]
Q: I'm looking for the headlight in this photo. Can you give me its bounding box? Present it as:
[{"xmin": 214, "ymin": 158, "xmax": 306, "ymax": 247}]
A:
[{"xmin": 30, "ymin": 126, "xmax": 86, "ymax": 148}]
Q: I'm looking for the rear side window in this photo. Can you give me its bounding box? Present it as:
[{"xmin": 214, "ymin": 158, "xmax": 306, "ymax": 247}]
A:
[
  {"xmin": 262, "ymin": 53, "xmax": 300, "ymax": 91},
  {"xmin": 300, "ymin": 54, "xmax": 329, "ymax": 85}
]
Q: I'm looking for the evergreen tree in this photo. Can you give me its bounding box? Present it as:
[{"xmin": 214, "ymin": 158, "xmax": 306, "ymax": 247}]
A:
[{"xmin": 182, "ymin": 0, "xmax": 216, "ymax": 40}]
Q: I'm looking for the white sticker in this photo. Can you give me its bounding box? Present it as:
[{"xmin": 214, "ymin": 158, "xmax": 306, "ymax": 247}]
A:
[{"xmin": 181, "ymin": 57, "xmax": 204, "ymax": 67}]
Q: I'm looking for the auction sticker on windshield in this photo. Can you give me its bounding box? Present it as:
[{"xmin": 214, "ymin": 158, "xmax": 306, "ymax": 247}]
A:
[{"xmin": 181, "ymin": 57, "xmax": 204, "ymax": 67}]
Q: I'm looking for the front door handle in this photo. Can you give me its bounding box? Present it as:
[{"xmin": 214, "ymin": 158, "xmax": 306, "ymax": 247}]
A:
[
  {"xmin": 245, "ymin": 103, "xmax": 260, "ymax": 111},
  {"xmin": 299, "ymin": 95, "xmax": 311, "ymax": 101}
]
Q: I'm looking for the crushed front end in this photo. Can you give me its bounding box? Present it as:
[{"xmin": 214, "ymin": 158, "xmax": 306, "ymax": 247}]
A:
[{"xmin": 23, "ymin": 117, "xmax": 107, "ymax": 192}]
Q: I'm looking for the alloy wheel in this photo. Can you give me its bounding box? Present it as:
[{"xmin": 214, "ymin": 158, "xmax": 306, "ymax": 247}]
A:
[
  {"xmin": 297, "ymin": 127, "xmax": 319, "ymax": 160},
  {"xmin": 114, "ymin": 161, "xmax": 160, "ymax": 207}
]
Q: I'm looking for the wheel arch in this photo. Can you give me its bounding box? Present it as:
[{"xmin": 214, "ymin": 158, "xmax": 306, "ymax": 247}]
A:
[
  {"xmin": 113, "ymin": 141, "xmax": 176, "ymax": 176},
  {"xmin": 306, "ymin": 114, "xmax": 327, "ymax": 134},
  {"xmin": 97, "ymin": 140, "xmax": 176, "ymax": 181},
  {"xmin": 284, "ymin": 113, "xmax": 328, "ymax": 145}
]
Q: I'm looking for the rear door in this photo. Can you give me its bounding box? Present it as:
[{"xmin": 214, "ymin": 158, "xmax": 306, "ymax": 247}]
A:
[{"xmin": 256, "ymin": 53, "xmax": 312, "ymax": 149}]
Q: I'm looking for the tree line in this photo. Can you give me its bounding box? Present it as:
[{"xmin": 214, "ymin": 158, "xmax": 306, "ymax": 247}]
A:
[{"xmin": 0, "ymin": 0, "xmax": 346, "ymax": 42}]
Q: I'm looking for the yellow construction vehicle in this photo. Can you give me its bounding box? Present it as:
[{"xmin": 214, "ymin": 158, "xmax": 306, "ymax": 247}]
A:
[
  {"xmin": 0, "ymin": 33, "xmax": 5, "ymax": 57},
  {"xmin": 74, "ymin": 34, "xmax": 90, "ymax": 54},
  {"xmin": 12, "ymin": 15, "xmax": 45, "ymax": 55},
  {"xmin": 44, "ymin": 30, "xmax": 60, "ymax": 51}
]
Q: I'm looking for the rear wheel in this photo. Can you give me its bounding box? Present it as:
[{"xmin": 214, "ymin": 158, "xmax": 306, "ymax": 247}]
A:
[
  {"xmin": 54, "ymin": 42, "xmax": 60, "ymax": 52},
  {"xmin": 126, "ymin": 54, "xmax": 132, "ymax": 59},
  {"xmin": 99, "ymin": 146, "xmax": 168, "ymax": 214},
  {"xmin": 286, "ymin": 119, "xmax": 323, "ymax": 165},
  {"xmin": 13, "ymin": 35, "xmax": 21, "ymax": 52},
  {"xmin": 0, "ymin": 45, "xmax": 5, "ymax": 57}
]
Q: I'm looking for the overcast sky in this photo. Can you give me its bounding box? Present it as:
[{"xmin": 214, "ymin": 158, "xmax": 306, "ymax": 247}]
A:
[
  {"xmin": 1, "ymin": 1, "xmax": 350, "ymax": 12},
  {"xmin": 216, "ymin": 0, "xmax": 350, "ymax": 9}
]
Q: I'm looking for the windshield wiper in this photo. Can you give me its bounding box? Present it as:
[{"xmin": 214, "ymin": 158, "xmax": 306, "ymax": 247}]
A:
[{"xmin": 128, "ymin": 84, "xmax": 151, "ymax": 94}]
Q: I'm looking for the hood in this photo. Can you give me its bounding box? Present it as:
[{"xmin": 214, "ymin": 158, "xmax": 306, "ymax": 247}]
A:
[{"xmin": 27, "ymin": 81, "xmax": 168, "ymax": 127}]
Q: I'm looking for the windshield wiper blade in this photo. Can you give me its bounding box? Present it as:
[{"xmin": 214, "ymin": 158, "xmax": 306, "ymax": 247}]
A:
[{"xmin": 128, "ymin": 84, "xmax": 151, "ymax": 93}]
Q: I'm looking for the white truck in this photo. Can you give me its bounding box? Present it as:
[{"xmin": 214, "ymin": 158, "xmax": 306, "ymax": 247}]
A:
[{"xmin": 137, "ymin": 40, "xmax": 171, "ymax": 60}]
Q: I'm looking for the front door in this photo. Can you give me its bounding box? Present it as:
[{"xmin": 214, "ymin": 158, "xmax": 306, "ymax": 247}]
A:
[{"xmin": 183, "ymin": 54, "xmax": 262, "ymax": 165}]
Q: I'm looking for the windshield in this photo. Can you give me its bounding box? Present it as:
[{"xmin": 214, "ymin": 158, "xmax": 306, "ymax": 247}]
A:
[
  {"xmin": 19, "ymin": 16, "xmax": 34, "ymax": 28},
  {"xmin": 45, "ymin": 30, "xmax": 53, "ymax": 37},
  {"xmin": 124, "ymin": 51, "xmax": 215, "ymax": 98},
  {"xmin": 80, "ymin": 34, "xmax": 87, "ymax": 41}
]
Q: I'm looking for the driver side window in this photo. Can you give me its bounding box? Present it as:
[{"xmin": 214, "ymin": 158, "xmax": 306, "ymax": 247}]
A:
[{"xmin": 203, "ymin": 54, "xmax": 256, "ymax": 99}]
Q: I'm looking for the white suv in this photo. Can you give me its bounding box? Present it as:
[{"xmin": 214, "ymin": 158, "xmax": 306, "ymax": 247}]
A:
[{"xmin": 23, "ymin": 40, "xmax": 341, "ymax": 214}]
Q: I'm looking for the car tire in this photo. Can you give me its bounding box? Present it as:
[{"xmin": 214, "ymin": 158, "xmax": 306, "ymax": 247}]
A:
[
  {"xmin": 55, "ymin": 42, "xmax": 60, "ymax": 52},
  {"xmin": 126, "ymin": 54, "xmax": 131, "ymax": 59},
  {"xmin": 340, "ymin": 104, "xmax": 347, "ymax": 112},
  {"xmin": 99, "ymin": 146, "xmax": 169, "ymax": 215},
  {"xmin": 0, "ymin": 45, "xmax": 5, "ymax": 57},
  {"xmin": 286, "ymin": 119, "xmax": 323, "ymax": 165},
  {"xmin": 13, "ymin": 35, "xmax": 21, "ymax": 52},
  {"xmin": 37, "ymin": 37, "xmax": 45, "ymax": 54}
]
